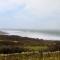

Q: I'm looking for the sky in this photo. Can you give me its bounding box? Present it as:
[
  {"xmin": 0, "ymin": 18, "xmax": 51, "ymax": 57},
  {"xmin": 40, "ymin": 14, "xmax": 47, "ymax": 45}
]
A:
[{"xmin": 0, "ymin": 0, "xmax": 60, "ymax": 30}]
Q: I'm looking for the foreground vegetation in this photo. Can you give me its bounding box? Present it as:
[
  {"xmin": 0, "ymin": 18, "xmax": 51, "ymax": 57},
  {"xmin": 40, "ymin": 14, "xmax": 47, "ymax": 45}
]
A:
[
  {"xmin": 0, "ymin": 51, "xmax": 60, "ymax": 60},
  {"xmin": 0, "ymin": 35, "xmax": 60, "ymax": 60}
]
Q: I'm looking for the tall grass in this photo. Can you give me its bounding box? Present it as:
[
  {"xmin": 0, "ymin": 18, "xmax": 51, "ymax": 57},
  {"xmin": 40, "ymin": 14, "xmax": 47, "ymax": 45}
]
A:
[{"xmin": 0, "ymin": 51, "xmax": 60, "ymax": 60}]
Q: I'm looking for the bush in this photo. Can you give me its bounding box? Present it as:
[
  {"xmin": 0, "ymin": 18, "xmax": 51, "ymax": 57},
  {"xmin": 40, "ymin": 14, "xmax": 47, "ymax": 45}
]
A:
[{"xmin": 0, "ymin": 46, "xmax": 28, "ymax": 54}]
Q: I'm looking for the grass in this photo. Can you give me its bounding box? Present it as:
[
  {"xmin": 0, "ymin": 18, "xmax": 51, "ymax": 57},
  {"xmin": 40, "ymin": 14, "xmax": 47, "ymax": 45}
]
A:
[
  {"xmin": 0, "ymin": 35, "xmax": 60, "ymax": 60},
  {"xmin": 24, "ymin": 46, "xmax": 48, "ymax": 51},
  {"xmin": 0, "ymin": 51, "xmax": 60, "ymax": 60}
]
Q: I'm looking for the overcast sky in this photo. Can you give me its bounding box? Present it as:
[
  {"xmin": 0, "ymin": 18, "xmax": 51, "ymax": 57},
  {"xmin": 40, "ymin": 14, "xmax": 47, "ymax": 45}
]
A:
[{"xmin": 0, "ymin": 0, "xmax": 60, "ymax": 30}]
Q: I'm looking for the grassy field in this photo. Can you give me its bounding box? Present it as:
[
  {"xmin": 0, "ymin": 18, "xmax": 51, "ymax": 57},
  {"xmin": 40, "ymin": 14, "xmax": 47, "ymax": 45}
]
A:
[{"xmin": 0, "ymin": 35, "xmax": 60, "ymax": 60}]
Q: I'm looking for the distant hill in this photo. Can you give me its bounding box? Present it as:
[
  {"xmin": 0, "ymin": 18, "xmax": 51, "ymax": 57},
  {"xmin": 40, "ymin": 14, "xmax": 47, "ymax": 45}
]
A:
[{"xmin": 0, "ymin": 31, "xmax": 8, "ymax": 35}]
